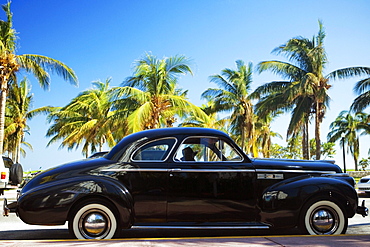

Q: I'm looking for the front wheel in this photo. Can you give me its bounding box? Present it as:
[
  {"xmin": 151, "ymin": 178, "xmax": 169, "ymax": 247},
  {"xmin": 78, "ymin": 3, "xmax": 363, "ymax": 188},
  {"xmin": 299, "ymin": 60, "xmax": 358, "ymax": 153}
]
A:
[
  {"xmin": 69, "ymin": 200, "xmax": 119, "ymax": 239},
  {"xmin": 301, "ymin": 200, "xmax": 347, "ymax": 235}
]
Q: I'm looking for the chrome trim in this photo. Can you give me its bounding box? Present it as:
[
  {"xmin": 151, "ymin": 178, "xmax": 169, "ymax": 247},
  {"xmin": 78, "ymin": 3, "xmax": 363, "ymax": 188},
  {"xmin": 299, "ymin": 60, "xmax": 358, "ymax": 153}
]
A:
[
  {"xmin": 175, "ymin": 160, "xmax": 244, "ymax": 163},
  {"xmin": 254, "ymin": 158, "xmax": 336, "ymax": 164},
  {"xmin": 102, "ymin": 168, "xmax": 336, "ymax": 174},
  {"xmin": 170, "ymin": 169, "xmax": 255, "ymax": 173},
  {"xmin": 101, "ymin": 168, "xmax": 255, "ymax": 173},
  {"xmin": 255, "ymin": 169, "xmax": 337, "ymax": 174},
  {"xmin": 321, "ymin": 173, "xmax": 349, "ymax": 177},
  {"xmin": 101, "ymin": 168, "xmax": 169, "ymax": 172},
  {"xmin": 131, "ymin": 225, "xmax": 270, "ymax": 230},
  {"xmin": 257, "ymin": 173, "xmax": 284, "ymax": 179}
]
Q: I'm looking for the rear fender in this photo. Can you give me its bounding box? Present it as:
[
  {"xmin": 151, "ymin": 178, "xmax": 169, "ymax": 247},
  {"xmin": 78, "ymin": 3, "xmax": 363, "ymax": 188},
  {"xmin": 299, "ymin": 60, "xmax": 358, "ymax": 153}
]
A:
[{"xmin": 18, "ymin": 176, "xmax": 133, "ymax": 226}]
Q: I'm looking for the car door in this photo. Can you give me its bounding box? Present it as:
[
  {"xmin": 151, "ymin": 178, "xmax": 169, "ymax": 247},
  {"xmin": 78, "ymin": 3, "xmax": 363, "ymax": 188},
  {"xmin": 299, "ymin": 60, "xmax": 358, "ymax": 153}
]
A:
[
  {"xmin": 167, "ymin": 136, "xmax": 257, "ymax": 224},
  {"xmin": 119, "ymin": 137, "xmax": 176, "ymax": 223}
]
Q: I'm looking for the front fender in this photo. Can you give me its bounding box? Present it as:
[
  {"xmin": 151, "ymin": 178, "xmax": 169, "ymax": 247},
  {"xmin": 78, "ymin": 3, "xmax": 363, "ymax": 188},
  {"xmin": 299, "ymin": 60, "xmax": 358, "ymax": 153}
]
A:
[
  {"xmin": 259, "ymin": 175, "xmax": 358, "ymax": 229},
  {"xmin": 17, "ymin": 176, "xmax": 133, "ymax": 226}
]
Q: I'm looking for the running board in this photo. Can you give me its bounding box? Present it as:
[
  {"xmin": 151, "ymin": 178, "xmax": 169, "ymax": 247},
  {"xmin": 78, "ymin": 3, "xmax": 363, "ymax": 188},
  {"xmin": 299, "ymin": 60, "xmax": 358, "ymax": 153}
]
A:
[{"xmin": 132, "ymin": 223, "xmax": 270, "ymax": 230}]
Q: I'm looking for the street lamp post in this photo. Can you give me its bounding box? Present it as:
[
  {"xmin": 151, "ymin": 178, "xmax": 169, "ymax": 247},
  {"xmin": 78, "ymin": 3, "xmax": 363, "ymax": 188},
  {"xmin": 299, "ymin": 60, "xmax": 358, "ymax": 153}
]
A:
[{"xmin": 341, "ymin": 133, "xmax": 346, "ymax": 173}]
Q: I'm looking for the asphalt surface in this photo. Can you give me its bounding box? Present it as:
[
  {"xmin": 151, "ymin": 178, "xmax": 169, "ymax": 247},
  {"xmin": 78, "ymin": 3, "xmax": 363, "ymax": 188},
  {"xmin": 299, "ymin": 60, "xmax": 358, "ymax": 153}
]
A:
[
  {"xmin": 0, "ymin": 234, "xmax": 369, "ymax": 246},
  {"xmin": 1, "ymin": 189, "xmax": 369, "ymax": 246}
]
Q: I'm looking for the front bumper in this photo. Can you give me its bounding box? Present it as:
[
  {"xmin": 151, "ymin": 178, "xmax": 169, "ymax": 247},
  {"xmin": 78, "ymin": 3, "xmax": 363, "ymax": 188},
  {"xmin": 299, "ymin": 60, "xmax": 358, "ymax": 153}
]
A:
[
  {"xmin": 356, "ymin": 200, "xmax": 369, "ymax": 217},
  {"xmin": 357, "ymin": 186, "xmax": 370, "ymax": 193}
]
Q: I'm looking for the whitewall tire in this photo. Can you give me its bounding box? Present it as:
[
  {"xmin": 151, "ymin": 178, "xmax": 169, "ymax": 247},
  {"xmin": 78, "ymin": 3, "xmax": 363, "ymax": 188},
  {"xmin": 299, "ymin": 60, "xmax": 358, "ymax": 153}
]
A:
[
  {"xmin": 69, "ymin": 202, "xmax": 118, "ymax": 239},
  {"xmin": 302, "ymin": 200, "xmax": 347, "ymax": 235}
]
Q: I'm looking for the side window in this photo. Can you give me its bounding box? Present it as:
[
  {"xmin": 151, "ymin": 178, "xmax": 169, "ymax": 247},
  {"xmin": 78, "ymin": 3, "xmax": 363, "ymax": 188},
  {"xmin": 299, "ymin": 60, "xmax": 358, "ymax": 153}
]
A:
[
  {"xmin": 175, "ymin": 137, "xmax": 242, "ymax": 162},
  {"xmin": 132, "ymin": 138, "xmax": 176, "ymax": 162}
]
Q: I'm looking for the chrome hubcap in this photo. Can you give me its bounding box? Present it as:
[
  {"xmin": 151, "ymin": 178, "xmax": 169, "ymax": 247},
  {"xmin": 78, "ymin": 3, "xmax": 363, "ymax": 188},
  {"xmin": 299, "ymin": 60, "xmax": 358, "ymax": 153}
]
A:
[
  {"xmin": 84, "ymin": 213, "xmax": 107, "ymax": 235},
  {"xmin": 310, "ymin": 207, "xmax": 338, "ymax": 234},
  {"xmin": 79, "ymin": 210, "xmax": 110, "ymax": 238}
]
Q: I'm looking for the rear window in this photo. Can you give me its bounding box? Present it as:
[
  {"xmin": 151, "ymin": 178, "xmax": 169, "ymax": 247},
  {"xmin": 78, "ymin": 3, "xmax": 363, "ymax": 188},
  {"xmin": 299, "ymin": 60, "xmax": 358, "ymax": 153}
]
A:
[
  {"xmin": 2, "ymin": 157, "xmax": 13, "ymax": 169},
  {"xmin": 132, "ymin": 138, "xmax": 177, "ymax": 162}
]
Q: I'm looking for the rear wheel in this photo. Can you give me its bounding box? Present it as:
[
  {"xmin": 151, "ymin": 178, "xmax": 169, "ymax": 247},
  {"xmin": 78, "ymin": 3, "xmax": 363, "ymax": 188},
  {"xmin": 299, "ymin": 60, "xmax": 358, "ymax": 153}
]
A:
[
  {"xmin": 300, "ymin": 199, "xmax": 347, "ymax": 235},
  {"xmin": 69, "ymin": 200, "xmax": 119, "ymax": 239}
]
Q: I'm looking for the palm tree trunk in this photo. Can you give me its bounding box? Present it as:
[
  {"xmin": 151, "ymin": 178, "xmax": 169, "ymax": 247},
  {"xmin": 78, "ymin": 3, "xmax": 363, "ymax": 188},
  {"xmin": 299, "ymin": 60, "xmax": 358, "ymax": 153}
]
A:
[
  {"xmin": 0, "ymin": 85, "xmax": 7, "ymax": 154},
  {"xmin": 15, "ymin": 134, "xmax": 22, "ymax": 163},
  {"xmin": 354, "ymin": 139, "xmax": 359, "ymax": 171},
  {"xmin": 241, "ymin": 126, "xmax": 246, "ymax": 153},
  {"xmin": 315, "ymin": 103, "xmax": 321, "ymax": 160},
  {"xmin": 302, "ymin": 120, "xmax": 310, "ymax": 159},
  {"xmin": 354, "ymin": 157, "xmax": 358, "ymax": 171}
]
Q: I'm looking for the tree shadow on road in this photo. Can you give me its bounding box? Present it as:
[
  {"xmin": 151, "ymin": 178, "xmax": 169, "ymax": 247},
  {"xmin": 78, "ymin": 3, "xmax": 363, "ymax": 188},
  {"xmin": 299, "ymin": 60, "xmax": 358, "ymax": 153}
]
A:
[{"xmin": 0, "ymin": 229, "xmax": 71, "ymax": 240}]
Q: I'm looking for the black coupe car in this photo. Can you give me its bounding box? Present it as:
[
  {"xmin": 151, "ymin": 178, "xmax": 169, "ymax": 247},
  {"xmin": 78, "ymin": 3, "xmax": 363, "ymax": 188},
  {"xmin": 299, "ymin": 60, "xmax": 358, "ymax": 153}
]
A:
[{"xmin": 3, "ymin": 127, "xmax": 368, "ymax": 239}]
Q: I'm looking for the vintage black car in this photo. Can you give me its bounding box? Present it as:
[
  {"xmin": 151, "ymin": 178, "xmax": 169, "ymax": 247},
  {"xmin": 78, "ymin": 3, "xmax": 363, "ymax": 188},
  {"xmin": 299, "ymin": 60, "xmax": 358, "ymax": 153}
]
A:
[{"xmin": 3, "ymin": 127, "xmax": 368, "ymax": 239}]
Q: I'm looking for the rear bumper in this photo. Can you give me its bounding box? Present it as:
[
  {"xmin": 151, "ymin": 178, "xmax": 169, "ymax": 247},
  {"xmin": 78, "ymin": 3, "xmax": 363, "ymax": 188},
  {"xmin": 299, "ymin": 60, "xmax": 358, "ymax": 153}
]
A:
[{"xmin": 2, "ymin": 198, "xmax": 17, "ymax": 216}]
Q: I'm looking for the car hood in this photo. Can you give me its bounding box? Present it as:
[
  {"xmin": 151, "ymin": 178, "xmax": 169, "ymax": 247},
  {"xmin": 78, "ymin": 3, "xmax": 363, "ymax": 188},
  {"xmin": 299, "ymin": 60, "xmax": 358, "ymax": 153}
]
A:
[{"xmin": 251, "ymin": 158, "xmax": 342, "ymax": 173}]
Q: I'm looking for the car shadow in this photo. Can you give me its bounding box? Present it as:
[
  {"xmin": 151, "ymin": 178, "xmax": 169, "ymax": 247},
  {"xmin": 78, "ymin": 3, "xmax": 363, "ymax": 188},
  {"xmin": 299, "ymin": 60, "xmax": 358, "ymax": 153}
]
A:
[
  {"xmin": 0, "ymin": 229, "xmax": 72, "ymax": 240},
  {"xmin": 0, "ymin": 228, "xmax": 300, "ymax": 240}
]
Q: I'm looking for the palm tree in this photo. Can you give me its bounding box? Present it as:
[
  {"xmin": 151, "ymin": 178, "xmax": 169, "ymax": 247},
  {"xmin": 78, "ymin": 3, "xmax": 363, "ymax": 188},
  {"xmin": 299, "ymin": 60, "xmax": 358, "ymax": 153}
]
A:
[
  {"xmin": 254, "ymin": 113, "xmax": 282, "ymax": 158},
  {"xmin": 47, "ymin": 78, "xmax": 117, "ymax": 157},
  {"xmin": 4, "ymin": 78, "xmax": 49, "ymax": 162},
  {"xmin": 252, "ymin": 78, "xmax": 312, "ymax": 159},
  {"xmin": 327, "ymin": 111, "xmax": 370, "ymax": 170},
  {"xmin": 351, "ymin": 77, "xmax": 370, "ymax": 112},
  {"xmin": 0, "ymin": 2, "xmax": 77, "ymax": 153},
  {"xmin": 180, "ymin": 97, "xmax": 229, "ymax": 131},
  {"xmin": 202, "ymin": 60, "xmax": 255, "ymax": 154},
  {"xmin": 115, "ymin": 53, "xmax": 206, "ymax": 132},
  {"xmin": 256, "ymin": 20, "xmax": 370, "ymax": 160}
]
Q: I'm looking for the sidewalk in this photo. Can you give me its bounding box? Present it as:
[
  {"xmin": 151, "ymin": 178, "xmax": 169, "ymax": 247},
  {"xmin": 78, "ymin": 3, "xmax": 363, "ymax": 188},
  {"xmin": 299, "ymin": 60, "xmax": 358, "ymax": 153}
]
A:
[{"xmin": 0, "ymin": 234, "xmax": 370, "ymax": 246}]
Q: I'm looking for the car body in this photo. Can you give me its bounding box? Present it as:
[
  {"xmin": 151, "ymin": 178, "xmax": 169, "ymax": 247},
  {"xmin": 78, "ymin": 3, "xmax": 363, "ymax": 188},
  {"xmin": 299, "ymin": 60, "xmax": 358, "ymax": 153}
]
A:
[
  {"xmin": 3, "ymin": 127, "xmax": 368, "ymax": 239},
  {"xmin": 358, "ymin": 175, "xmax": 370, "ymax": 193},
  {"xmin": 0, "ymin": 157, "xmax": 23, "ymax": 195}
]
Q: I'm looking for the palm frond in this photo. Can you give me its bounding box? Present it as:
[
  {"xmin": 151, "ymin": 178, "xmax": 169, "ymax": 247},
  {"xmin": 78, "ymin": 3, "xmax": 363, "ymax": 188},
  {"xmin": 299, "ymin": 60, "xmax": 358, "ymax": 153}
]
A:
[
  {"xmin": 17, "ymin": 54, "xmax": 78, "ymax": 89},
  {"xmin": 327, "ymin": 67, "xmax": 370, "ymax": 81}
]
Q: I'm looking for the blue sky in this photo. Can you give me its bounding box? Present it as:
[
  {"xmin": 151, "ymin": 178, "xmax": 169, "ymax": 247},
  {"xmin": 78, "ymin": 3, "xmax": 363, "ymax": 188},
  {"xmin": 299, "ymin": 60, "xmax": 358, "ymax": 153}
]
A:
[{"xmin": 3, "ymin": 0, "xmax": 370, "ymax": 171}]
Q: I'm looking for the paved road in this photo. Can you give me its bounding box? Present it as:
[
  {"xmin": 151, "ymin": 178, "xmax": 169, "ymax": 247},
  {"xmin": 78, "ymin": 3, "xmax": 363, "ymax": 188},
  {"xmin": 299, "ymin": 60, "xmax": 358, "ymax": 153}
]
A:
[{"xmin": 0, "ymin": 189, "xmax": 369, "ymax": 246}]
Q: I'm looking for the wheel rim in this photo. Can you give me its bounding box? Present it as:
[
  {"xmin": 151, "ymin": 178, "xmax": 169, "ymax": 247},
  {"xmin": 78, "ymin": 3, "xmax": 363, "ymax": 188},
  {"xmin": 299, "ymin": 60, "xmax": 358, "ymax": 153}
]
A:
[
  {"xmin": 309, "ymin": 206, "xmax": 339, "ymax": 234},
  {"xmin": 78, "ymin": 209, "xmax": 111, "ymax": 239}
]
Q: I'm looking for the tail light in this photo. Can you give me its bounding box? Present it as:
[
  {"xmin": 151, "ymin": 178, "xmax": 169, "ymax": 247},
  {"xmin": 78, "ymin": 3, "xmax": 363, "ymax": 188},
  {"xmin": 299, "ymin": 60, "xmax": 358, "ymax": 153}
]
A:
[{"xmin": 1, "ymin": 172, "xmax": 6, "ymax": 180}]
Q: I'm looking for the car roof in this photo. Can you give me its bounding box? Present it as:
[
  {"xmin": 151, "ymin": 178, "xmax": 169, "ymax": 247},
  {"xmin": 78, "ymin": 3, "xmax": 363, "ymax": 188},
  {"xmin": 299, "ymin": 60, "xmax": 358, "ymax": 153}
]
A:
[
  {"xmin": 128, "ymin": 127, "xmax": 228, "ymax": 137},
  {"xmin": 106, "ymin": 127, "xmax": 235, "ymax": 160}
]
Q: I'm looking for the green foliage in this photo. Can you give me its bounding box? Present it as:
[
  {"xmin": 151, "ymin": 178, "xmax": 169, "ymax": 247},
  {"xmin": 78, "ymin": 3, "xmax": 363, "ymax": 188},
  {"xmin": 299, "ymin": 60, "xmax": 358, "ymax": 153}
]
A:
[
  {"xmin": 0, "ymin": 2, "xmax": 77, "ymax": 155},
  {"xmin": 359, "ymin": 157, "xmax": 370, "ymax": 171},
  {"xmin": 327, "ymin": 111, "xmax": 370, "ymax": 170},
  {"xmin": 309, "ymin": 139, "xmax": 336, "ymax": 160},
  {"xmin": 255, "ymin": 20, "xmax": 370, "ymax": 160},
  {"xmin": 4, "ymin": 78, "xmax": 48, "ymax": 162},
  {"xmin": 116, "ymin": 53, "xmax": 205, "ymax": 133},
  {"xmin": 269, "ymin": 137, "xmax": 335, "ymax": 160},
  {"xmin": 3, "ymin": 4, "xmax": 370, "ymax": 163},
  {"xmin": 351, "ymin": 77, "xmax": 370, "ymax": 112},
  {"xmin": 46, "ymin": 78, "xmax": 118, "ymax": 157},
  {"xmin": 202, "ymin": 60, "xmax": 256, "ymax": 155}
]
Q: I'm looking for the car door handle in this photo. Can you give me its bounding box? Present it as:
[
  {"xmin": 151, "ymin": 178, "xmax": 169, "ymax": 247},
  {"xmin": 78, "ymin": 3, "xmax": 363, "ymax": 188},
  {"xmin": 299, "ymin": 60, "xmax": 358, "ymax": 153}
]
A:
[{"xmin": 169, "ymin": 168, "xmax": 182, "ymax": 172}]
